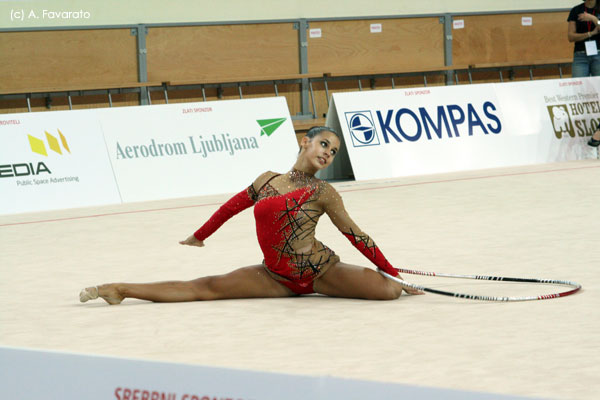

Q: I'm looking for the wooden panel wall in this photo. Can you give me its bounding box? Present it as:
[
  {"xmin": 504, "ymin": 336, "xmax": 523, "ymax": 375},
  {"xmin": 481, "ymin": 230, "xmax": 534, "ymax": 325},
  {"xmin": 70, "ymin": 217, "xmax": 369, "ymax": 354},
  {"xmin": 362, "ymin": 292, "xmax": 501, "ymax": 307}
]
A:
[
  {"xmin": 0, "ymin": 29, "xmax": 139, "ymax": 92},
  {"xmin": 452, "ymin": 12, "xmax": 572, "ymax": 65},
  {"xmin": 0, "ymin": 13, "xmax": 575, "ymax": 119},
  {"xmin": 307, "ymin": 18, "xmax": 445, "ymax": 74},
  {"xmin": 146, "ymin": 23, "xmax": 299, "ymax": 81}
]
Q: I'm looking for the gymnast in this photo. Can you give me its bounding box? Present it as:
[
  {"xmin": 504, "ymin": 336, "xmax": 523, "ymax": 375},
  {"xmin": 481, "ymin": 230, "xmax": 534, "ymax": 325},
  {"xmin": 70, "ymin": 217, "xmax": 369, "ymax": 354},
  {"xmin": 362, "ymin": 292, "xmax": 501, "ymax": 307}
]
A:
[{"xmin": 79, "ymin": 126, "xmax": 423, "ymax": 305}]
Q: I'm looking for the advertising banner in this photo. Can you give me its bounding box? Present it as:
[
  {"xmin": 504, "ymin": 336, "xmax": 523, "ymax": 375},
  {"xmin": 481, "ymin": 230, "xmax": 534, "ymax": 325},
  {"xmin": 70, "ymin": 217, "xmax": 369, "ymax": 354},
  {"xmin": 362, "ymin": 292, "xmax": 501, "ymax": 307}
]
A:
[
  {"xmin": 495, "ymin": 77, "xmax": 600, "ymax": 162},
  {"xmin": 98, "ymin": 97, "xmax": 297, "ymax": 203},
  {"xmin": 327, "ymin": 78, "xmax": 598, "ymax": 181},
  {"xmin": 0, "ymin": 346, "xmax": 528, "ymax": 400},
  {"xmin": 0, "ymin": 110, "xmax": 121, "ymax": 215}
]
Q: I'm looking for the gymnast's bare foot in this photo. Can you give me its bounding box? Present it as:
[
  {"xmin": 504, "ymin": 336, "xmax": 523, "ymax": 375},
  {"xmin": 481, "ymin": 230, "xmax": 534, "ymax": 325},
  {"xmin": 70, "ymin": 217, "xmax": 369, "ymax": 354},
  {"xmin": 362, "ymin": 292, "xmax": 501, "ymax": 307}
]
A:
[{"xmin": 79, "ymin": 284, "xmax": 124, "ymax": 305}]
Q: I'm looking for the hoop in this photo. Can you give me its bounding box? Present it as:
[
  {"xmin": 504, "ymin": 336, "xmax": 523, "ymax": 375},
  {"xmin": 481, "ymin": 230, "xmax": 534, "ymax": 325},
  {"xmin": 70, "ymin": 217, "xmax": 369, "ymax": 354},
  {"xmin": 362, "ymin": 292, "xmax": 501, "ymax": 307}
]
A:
[{"xmin": 378, "ymin": 267, "xmax": 582, "ymax": 302}]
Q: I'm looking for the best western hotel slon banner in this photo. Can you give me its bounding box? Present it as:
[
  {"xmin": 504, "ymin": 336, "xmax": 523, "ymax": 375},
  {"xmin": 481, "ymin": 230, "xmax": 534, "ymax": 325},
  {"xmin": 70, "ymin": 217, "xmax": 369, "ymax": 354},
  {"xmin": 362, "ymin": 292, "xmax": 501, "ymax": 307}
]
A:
[
  {"xmin": 327, "ymin": 77, "xmax": 599, "ymax": 181},
  {"xmin": 0, "ymin": 97, "xmax": 297, "ymax": 214}
]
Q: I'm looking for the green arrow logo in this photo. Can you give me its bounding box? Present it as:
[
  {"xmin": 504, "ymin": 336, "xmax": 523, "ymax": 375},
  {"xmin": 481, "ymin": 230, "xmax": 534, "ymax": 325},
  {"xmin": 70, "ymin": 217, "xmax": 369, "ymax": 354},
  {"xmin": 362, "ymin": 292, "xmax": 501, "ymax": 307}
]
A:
[{"xmin": 257, "ymin": 118, "xmax": 286, "ymax": 136}]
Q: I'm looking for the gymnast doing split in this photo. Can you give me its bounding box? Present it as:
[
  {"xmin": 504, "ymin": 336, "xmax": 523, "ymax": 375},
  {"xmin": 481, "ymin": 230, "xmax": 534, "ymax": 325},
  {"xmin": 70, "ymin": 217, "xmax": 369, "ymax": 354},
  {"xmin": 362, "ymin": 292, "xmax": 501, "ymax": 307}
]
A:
[{"xmin": 79, "ymin": 126, "xmax": 424, "ymax": 305}]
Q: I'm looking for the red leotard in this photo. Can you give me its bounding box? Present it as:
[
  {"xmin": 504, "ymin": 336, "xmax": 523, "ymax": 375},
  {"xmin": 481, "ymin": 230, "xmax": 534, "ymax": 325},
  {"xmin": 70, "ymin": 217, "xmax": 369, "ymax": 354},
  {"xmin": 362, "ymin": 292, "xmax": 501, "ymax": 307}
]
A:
[{"xmin": 194, "ymin": 169, "xmax": 398, "ymax": 294}]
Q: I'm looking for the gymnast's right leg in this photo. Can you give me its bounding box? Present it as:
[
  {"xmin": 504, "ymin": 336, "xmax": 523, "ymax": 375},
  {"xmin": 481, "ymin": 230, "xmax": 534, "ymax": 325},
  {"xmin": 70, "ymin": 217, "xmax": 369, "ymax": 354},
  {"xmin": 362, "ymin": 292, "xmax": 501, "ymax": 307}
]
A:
[{"xmin": 79, "ymin": 265, "xmax": 294, "ymax": 305}]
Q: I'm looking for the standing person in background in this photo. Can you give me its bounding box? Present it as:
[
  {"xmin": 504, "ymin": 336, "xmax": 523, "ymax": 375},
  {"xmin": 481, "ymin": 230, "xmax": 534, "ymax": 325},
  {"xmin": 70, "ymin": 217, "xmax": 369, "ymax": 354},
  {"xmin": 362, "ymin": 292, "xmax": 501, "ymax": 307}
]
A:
[
  {"xmin": 568, "ymin": 1, "xmax": 600, "ymax": 77},
  {"xmin": 570, "ymin": 3, "xmax": 600, "ymax": 146}
]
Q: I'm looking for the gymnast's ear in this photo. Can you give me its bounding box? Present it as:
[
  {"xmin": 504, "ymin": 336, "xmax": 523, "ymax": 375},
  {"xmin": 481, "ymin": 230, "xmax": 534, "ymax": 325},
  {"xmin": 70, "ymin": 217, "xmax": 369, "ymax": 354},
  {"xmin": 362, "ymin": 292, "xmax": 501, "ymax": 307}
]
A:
[{"xmin": 299, "ymin": 135, "xmax": 311, "ymax": 150}]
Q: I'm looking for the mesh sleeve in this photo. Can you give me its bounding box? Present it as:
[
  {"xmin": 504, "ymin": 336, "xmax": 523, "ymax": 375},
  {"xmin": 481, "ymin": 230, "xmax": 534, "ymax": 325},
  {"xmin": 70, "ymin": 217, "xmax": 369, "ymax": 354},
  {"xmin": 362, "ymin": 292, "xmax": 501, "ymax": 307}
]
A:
[{"xmin": 322, "ymin": 184, "xmax": 398, "ymax": 276}]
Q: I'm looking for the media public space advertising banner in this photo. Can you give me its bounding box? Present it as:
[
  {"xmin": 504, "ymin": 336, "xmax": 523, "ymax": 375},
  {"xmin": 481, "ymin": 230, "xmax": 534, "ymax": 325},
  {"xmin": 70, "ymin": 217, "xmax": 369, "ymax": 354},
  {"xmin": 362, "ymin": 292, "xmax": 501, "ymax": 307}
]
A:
[
  {"xmin": 0, "ymin": 110, "xmax": 121, "ymax": 214},
  {"xmin": 97, "ymin": 97, "xmax": 296, "ymax": 203},
  {"xmin": 0, "ymin": 97, "xmax": 297, "ymax": 215},
  {"xmin": 326, "ymin": 77, "xmax": 599, "ymax": 181}
]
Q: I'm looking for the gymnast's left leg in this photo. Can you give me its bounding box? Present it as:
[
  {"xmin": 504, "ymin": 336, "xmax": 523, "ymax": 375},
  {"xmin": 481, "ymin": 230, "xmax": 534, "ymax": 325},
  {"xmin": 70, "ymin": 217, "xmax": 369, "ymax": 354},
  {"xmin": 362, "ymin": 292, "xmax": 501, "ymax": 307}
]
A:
[{"xmin": 79, "ymin": 264, "xmax": 294, "ymax": 305}]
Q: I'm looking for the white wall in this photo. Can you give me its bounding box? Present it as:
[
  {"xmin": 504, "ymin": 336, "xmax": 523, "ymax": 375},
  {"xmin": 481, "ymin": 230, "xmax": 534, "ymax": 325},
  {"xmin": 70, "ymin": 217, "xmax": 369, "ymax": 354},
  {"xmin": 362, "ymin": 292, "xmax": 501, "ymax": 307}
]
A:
[{"xmin": 0, "ymin": 0, "xmax": 576, "ymax": 29}]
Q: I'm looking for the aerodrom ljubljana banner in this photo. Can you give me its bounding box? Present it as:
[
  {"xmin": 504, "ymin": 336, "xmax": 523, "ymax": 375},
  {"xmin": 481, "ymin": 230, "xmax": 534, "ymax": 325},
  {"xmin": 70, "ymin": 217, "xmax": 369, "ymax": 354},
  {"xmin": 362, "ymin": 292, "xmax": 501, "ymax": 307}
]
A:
[
  {"xmin": 327, "ymin": 77, "xmax": 599, "ymax": 181},
  {"xmin": 0, "ymin": 96, "xmax": 297, "ymax": 215},
  {"xmin": 98, "ymin": 96, "xmax": 297, "ymax": 203}
]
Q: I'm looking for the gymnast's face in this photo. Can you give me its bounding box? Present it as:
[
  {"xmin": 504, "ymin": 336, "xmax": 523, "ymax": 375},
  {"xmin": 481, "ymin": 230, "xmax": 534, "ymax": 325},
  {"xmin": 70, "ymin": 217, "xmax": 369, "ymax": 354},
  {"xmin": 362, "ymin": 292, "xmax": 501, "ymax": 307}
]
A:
[{"xmin": 300, "ymin": 131, "xmax": 340, "ymax": 171}]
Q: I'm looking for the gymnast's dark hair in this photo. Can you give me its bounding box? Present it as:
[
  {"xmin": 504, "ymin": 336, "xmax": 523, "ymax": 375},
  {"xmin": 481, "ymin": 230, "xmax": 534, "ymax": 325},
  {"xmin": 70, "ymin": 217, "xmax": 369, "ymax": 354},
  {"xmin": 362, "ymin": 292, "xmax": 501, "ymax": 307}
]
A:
[{"xmin": 305, "ymin": 126, "xmax": 340, "ymax": 139}]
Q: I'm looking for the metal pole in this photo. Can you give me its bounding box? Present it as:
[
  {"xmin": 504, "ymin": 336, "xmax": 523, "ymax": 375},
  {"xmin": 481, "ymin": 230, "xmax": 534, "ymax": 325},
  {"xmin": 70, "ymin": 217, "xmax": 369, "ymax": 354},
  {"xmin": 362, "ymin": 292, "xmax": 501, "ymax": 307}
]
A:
[
  {"xmin": 297, "ymin": 19, "xmax": 311, "ymax": 116},
  {"xmin": 309, "ymin": 81, "xmax": 317, "ymax": 118},
  {"xmin": 443, "ymin": 14, "xmax": 454, "ymax": 85},
  {"xmin": 134, "ymin": 25, "xmax": 149, "ymax": 105},
  {"xmin": 163, "ymin": 83, "xmax": 169, "ymax": 104}
]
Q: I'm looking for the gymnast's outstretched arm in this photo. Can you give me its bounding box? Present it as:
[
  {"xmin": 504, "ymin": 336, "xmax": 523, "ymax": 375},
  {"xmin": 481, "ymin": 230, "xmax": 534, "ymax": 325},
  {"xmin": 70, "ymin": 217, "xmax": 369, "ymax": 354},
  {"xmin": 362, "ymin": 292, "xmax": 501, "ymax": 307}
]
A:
[
  {"xmin": 321, "ymin": 183, "xmax": 400, "ymax": 277},
  {"xmin": 180, "ymin": 171, "xmax": 275, "ymax": 246},
  {"xmin": 316, "ymin": 183, "xmax": 423, "ymax": 297}
]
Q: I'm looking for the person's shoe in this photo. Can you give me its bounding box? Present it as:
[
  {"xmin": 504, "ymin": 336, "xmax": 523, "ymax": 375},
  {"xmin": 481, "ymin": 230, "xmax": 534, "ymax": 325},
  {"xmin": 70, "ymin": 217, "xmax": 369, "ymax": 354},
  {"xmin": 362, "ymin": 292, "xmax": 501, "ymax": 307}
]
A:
[
  {"xmin": 79, "ymin": 285, "xmax": 123, "ymax": 305},
  {"xmin": 79, "ymin": 286, "xmax": 99, "ymax": 302},
  {"xmin": 588, "ymin": 137, "xmax": 600, "ymax": 147}
]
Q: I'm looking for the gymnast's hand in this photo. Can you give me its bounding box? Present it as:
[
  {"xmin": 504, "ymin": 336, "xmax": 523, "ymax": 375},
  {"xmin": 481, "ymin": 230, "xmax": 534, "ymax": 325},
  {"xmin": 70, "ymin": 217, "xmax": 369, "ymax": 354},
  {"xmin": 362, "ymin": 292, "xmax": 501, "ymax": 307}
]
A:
[
  {"xmin": 403, "ymin": 286, "xmax": 425, "ymax": 295},
  {"xmin": 398, "ymin": 277, "xmax": 425, "ymax": 295},
  {"xmin": 179, "ymin": 235, "xmax": 205, "ymax": 247}
]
